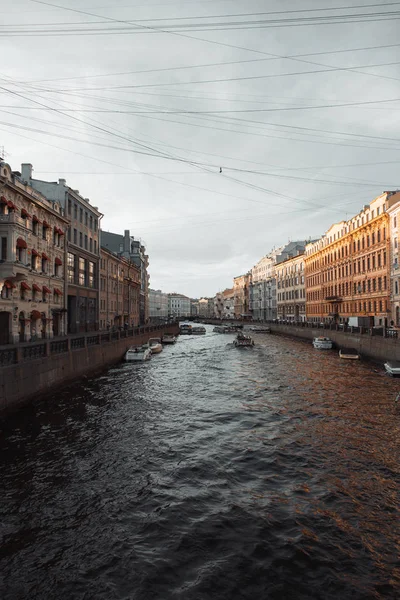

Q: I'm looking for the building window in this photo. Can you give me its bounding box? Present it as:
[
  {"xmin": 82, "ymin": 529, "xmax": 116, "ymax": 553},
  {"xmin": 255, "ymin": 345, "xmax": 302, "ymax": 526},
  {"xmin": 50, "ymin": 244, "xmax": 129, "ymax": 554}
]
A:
[
  {"xmin": 94, "ymin": 240, "xmax": 97, "ymax": 254},
  {"xmin": 89, "ymin": 238, "xmax": 93, "ymax": 252},
  {"xmin": 67, "ymin": 252, "xmax": 75, "ymax": 284},
  {"xmin": 74, "ymin": 203, "xmax": 78, "ymax": 219},
  {"xmin": 84, "ymin": 234, "xmax": 88, "ymax": 250},
  {"xmin": 88, "ymin": 261, "xmax": 95, "ymax": 288},
  {"xmin": 68, "ymin": 227, "xmax": 71, "ymax": 242},
  {"xmin": 79, "ymin": 207, "xmax": 83, "ymax": 223},
  {"xmin": 32, "ymin": 219, "xmax": 39, "ymax": 236},
  {"xmin": 79, "ymin": 257, "xmax": 86, "ymax": 286},
  {"xmin": 1, "ymin": 237, "xmax": 7, "ymax": 261},
  {"xmin": 73, "ymin": 228, "xmax": 77, "ymax": 244},
  {"xmin": 31, "ymin": 251, "xmax": 38, "ymax": 270},
  {"xmin": 79, "ymin": 232, "xmax": 83, "ymax": 247},
  {"xmin": 89, "ymin": 215, "xmax": 93, "ymax": 229},
  {"xmin": 94, "ymin": 218, "xmax": 97, "ymax": 231},
  {"xmin": 85, "ymin": 212, "xmax": 88, "ymax": 226}
]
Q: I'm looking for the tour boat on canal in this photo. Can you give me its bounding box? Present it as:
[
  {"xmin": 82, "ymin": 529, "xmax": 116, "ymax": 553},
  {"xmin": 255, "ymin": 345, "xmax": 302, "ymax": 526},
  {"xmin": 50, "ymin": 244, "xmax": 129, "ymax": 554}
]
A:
[
  {"xmin": 162, "ymin": 333, "xmax": 176, "ymax": 344},
  {"xmin": 250, "ymin": 326, "xmax": 271, "ymax": 333},
  {"xmin": 339, "ymin": 347, "xmax": 360, "ymax": 360},
  {"xmin": 148, "ymin": 338, "xmax": 163, "ymax": 353},
  {"xmin": 313, "ymin": 336, "xmax": 333, "ymax": 349},
  {"xmin": 384, "ymin": 361, "xmax": 400, "ymax": 376},
  {"xmin": 233, "ymin": 332, "xmax": 254, "ymax": 347},
  {"xmin": 191, "ymin": 326, "xmax": 206, "ymax": 335},
  {"xmin": 180, "ymin": 324, "xmax": 192, "ymax": 335},
  {"xmin": 125, "ymin": 345, "xmax": 152, "ymax": 362}
]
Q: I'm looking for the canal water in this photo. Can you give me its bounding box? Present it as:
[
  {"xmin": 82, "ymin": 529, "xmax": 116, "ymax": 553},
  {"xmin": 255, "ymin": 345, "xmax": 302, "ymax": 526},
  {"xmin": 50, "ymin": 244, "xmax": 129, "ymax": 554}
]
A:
[{"xmin": 1, "ymin": 325, "xmax": 399, "ymax": 600}]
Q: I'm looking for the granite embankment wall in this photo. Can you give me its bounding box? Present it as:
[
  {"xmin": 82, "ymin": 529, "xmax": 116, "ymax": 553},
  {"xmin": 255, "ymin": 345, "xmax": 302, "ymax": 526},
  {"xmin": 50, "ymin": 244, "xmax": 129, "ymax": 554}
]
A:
[
  {"xmin": 205, "ymin": 319, "xmax": 399, "ymax": 364},
  {"xmin": 267, "ymin": 324, "xmax": 399, "ymax": 364},
  {"xmin": 0, "ymin": 324, "xmax": 179, "ymax": 414}
]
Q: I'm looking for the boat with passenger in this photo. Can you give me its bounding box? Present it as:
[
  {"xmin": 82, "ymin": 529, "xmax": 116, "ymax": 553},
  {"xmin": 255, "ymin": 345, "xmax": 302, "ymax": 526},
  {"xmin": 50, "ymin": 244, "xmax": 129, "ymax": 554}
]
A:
[
  {"xmin": 384, "ymin": 361, "xmax": 400, "ymax": 376},
  {"xmin": 233, "ymin": 332, "xmax": 254, "ymax": 347},
  {"xmin": 250, "ymin": 326, "xmax": 271, "ymax": 333},
  {"xmin": 125, "ymin": 345, "xmax": 152, "ymax": 362},
  {"xmin": 339, "ymin": 347, "xmax": 360, "ymax": 360},
  {"xmin": 191, "ymin": 326, "xmax": 206, "ymax": 335},
  {"xmin": 162, "ymin": 333, "xmax": 176, "ymax": 344},
  {"xmin": 313, "ymin": 336, "xmax": 333, "ymax": 349}
]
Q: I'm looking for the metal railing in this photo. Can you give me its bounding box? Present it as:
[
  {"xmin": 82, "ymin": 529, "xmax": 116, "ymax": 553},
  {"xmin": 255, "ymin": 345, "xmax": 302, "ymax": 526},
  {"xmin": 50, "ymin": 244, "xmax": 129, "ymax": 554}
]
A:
[{"xmin": 0, "ymin": 322, "xmax": 179, "ymax": 367}]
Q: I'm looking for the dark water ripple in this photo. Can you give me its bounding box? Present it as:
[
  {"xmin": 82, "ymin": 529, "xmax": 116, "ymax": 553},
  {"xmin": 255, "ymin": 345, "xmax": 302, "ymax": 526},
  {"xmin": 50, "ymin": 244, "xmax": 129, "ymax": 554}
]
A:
[{"xmin": 1, "ymin": 325, "xmax": 400, "ymax": 600}]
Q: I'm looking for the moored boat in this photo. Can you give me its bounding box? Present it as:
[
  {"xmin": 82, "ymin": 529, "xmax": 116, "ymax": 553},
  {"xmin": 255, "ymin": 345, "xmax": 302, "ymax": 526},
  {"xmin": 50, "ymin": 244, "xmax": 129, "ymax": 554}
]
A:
[
  {"xmin": 162, "ymin": 333, "xmax": 176, "ymax": 344},
  {"xmin": 179, "ymin": 324, "xmax": 192, "ymax": 335},
  {"xmin": 384, "ymin": 361, "xmax": 400, "ymax": 376},
  {"xmin": 191, "ymin": 326, "xmax": 206, "ymax": 335},
  {"xmin": 313, "ymin": 336, "xmax": 333, "ymax": 349},
  {"xmin": 233, "ymin": 332, "xmax": 254, "ymax": 347},
  {"xmin": 125, "ymin": 346, "xmax": 152, "ymax": 361},
  {"xmin": 148, "ymin": 338, "xmax": 163, "ymax": 353},
  {"xmin": 339, "ymin": 347, "xmax": 360, "ymax": 360},
  {"xmin": 250, "ymin": 327, "xmax": 271, "ymax": 333}
]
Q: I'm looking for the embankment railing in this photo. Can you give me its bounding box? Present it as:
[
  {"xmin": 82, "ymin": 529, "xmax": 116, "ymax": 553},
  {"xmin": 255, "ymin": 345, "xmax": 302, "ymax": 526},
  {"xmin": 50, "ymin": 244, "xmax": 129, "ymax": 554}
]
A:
[{"xmin": 0, "ymin": 322, "xmax": 178, "ymax": 368}]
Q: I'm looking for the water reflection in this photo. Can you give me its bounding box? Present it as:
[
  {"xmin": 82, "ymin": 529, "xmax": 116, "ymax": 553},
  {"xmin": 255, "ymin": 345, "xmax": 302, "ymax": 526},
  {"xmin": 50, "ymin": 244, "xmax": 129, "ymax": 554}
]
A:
[{"xmin": 1, "ymin": 326, "xmax": 399, "ymax": 599}]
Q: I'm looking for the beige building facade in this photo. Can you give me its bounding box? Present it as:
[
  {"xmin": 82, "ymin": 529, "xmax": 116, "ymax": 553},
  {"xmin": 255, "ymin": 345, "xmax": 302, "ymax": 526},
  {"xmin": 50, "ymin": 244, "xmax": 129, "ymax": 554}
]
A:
[
  {"xmin": 0, "ymin": 161, "xmax": 69, "ymax": 344},
  {"xmin": 233, "ymin": 273, "xmax": 251, "ymax": 319},
  {"xmin": 276, "ymin": 253, "xmax": 306, "ymax": 321}
]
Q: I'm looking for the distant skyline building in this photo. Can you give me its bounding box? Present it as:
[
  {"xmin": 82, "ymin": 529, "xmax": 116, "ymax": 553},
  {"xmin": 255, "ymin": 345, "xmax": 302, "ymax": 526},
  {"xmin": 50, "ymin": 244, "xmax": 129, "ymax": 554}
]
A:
[
  {"xmin": 149, "ymin": 288, "xmax": 169, "ymax": 321},
  {"xmin": 168, "ymin": 293, "xmax": 191, "ymax": 318}
]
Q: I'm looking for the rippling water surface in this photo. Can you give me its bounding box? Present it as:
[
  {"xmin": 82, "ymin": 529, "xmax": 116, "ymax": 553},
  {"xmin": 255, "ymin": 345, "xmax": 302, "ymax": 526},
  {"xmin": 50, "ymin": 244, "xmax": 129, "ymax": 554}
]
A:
[{"xmin": 1, "ymin": 325, "xmax": 400, "ymax": 599}]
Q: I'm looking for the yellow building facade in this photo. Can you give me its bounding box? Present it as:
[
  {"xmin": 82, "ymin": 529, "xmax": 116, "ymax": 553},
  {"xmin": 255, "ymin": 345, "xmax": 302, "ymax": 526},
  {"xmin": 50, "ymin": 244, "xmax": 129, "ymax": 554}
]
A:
[{"xmin": 305, "ymin": 191, "xmax": 400, "ymax": 326}]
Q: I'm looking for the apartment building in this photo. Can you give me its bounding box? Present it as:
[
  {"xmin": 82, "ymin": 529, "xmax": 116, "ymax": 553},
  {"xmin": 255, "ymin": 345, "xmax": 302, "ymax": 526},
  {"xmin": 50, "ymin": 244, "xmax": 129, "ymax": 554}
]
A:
[
  {"xmin": 0, "ymin": 160, "xmax": 68, "ymax": 344},
  {"xmin": 149, "ymin": 289, "xmax": 169, "ymax": 321},
  {"xmin": 168, "ymin": 293, "xmax": 191, "ymax": 318},
  {"xmin": 101, "ymin": 230, "xmax": 149, "ymax": 325},
  {"xmin": 233, "ymin": 273, "xmax": 251, "ymax": 319},
  {"xmin": 20, "ymin": 164, "xmax": 102, "ymax": 333},
  {"xmin": 305, "ymin": 191, "xmax": 399, "ymax": 326},
  {"xmin": 276, "ymin": 252, "xmax": 306, "ymax": 321},
  {"xmin": 99, "ymin": 247, "xmax": 141, "ymax": 330}
]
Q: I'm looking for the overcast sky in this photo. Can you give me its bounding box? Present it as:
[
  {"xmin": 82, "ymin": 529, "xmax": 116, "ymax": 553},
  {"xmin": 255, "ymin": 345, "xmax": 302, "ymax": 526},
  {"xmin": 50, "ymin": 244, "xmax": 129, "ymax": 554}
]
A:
[{"xmin": 1, "ymin": 0, "xmax": 400, "ymax": 297}]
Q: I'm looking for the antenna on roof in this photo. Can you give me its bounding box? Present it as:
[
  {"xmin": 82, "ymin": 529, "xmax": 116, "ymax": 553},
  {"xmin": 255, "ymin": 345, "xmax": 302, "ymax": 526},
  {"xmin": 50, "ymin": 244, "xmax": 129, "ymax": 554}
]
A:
[{"xmin": 0, "ymin": 146, "xmax": 10, "ymax": 161}]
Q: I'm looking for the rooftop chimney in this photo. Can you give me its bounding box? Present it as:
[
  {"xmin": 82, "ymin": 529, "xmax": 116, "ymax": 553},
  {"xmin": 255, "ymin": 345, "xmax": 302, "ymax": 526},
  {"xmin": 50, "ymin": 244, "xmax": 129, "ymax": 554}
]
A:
[{"xmin": 21, "ymin": 163, "xmax": 33, "ymax": 182}]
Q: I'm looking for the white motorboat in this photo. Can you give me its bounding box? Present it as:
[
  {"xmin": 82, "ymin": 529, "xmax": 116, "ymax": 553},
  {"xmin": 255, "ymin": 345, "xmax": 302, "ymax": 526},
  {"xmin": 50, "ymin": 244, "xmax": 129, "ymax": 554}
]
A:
[
  {"xmin": 180, "ymin": 324, "xmax": 192, "ymax": 335},
  {"xmin": 384, "ymin": 361, "xmax": 400, "ymax": 376},
  {"xmin": 233, "ymin": 332, "xmax": 254, "ymax": 347},
  {"xmin": 125, "ymin": 346, "xmax": 152, "ymax": 361},
  {"xmin": 162, "ymin": 333, "xmax": 176, "ymax": 344},
  {"xmin": 339, "ymin": 347, "xmax": 360, "ymax": 360},
  {"xmin": 148, "ymin": 338, "xmax": 163, "ymax": 354},
  {"xmin": 313, "ymin": 336, "xmax": 333, "ymax": 349},
  {"xmin": 191, "ymin": 326, "xmax": 206, "ymax": 335}
]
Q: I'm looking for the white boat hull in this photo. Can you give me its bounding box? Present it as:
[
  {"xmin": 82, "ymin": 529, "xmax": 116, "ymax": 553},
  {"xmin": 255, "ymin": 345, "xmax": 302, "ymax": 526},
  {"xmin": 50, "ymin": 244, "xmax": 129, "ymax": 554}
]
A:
[
  {"xmin": 125, "ymin": 347, "xmax": 152, "ymax": 361},
  {"xmin": 313, "ymin": 337, "xmax": 333, "ymax": 349},
  {"xmin": 384, "ymin": 362, "xmax": 400, "ymax": 376}
]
